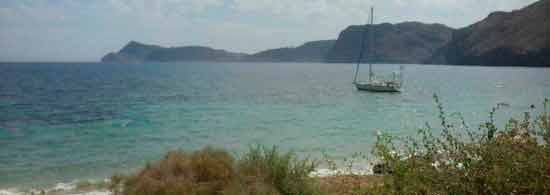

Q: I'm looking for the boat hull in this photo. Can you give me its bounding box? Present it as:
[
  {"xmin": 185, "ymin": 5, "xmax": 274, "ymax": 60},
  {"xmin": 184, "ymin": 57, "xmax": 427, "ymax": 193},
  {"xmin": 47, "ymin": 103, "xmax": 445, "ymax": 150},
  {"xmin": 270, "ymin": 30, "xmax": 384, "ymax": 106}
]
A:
[{"xmin": 355, "ymin": 83, "xmax": 400, "ymax": 93}]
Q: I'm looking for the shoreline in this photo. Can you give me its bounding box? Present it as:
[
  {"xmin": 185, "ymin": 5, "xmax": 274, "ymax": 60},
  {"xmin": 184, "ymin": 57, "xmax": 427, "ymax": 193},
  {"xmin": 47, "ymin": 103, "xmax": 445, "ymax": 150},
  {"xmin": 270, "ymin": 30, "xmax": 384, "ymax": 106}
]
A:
[
  {"xmin": 1, "ymin": 61, "xmax": 549, "ymax": 68},
  {"xmin": 0, "ymin": 165, "xmax": 377, "ymax": 195}
]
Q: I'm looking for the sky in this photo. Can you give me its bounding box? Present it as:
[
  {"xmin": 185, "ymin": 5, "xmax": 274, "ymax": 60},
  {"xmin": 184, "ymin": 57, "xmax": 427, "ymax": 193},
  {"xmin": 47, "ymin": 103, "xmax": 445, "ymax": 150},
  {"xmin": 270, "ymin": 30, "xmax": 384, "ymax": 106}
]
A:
[{"xmin": 0, "ymin": 0, "xmax": 539, "ymax": 62}]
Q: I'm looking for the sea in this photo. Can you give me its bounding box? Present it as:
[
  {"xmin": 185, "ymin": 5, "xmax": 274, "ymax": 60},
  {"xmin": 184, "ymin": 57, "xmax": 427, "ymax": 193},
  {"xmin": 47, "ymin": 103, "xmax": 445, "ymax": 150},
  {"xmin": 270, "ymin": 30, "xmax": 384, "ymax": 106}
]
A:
[{"xmin": 0, "ymin": 62, "xmax": 549, "ymax": 193}]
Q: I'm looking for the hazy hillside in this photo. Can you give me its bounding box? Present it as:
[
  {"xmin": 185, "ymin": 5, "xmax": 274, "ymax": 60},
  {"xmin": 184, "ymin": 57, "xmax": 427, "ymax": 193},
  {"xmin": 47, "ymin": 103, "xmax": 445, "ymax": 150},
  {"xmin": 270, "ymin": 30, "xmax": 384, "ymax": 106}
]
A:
[
  {"xmin": 101, "ymin": 41, "xmax": 245, "ymax": 63},
  {"xmin": 325, "ymin": 22, "xmax": 454, "ymax": 64},
  {"xmin": 102, "ymin": 40, "xmax": 334, "ymax": 63},
  {"xmin": 102, "ymin": 41, "xmax": 163, "ymax": 63},
  {"xmin": 431, "ymin": 0, "xmax": 550, "ymax": 66},
  {"xmin": 246, "ymin": 40, "xmax": 335, "ymax": 62}
]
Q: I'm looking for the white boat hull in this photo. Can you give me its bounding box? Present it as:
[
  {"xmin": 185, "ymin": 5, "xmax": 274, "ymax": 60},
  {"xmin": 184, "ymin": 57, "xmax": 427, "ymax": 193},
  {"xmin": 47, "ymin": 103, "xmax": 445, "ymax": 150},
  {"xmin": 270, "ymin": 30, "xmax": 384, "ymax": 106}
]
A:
[{"xmin": 355, "ymin": 82, "xmax": 400, "ymax": 93}]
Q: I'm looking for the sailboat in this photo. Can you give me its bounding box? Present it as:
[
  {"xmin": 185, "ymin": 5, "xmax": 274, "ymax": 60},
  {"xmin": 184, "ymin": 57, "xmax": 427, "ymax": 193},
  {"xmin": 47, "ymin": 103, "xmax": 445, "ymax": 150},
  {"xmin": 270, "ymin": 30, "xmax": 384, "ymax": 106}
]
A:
[{"xmin": 353, "ymin": 7, "xmax": 402, "ymax": 93}]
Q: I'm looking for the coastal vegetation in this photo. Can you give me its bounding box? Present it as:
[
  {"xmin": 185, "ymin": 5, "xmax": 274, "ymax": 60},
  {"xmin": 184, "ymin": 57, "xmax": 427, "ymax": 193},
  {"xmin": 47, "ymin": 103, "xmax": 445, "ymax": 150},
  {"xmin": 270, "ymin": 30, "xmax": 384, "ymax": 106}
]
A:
[
  {"xmin": 109, "ymin": 96, "xmax": 550, "ymax": 194},
  {"xmin": 364, "ymin": 96, "xmax": 550, "ymax": 194},
  {"xmin": 109, "ymin": 146, "xmax": 318, "ymax": 195}
]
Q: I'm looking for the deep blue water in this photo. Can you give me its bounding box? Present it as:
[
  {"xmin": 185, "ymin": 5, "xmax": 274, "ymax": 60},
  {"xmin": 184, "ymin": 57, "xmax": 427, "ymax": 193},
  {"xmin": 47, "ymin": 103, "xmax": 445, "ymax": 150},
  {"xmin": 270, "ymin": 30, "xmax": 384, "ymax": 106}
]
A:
[{"xmin": 0, "ymin": 62, "xmax": 549, "ymax": 188}]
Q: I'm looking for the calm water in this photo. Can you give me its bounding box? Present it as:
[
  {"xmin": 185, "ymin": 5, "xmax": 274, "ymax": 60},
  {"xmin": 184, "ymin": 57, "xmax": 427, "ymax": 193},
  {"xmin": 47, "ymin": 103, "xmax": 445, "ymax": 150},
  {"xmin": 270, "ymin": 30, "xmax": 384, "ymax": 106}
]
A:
[{"xmin": 0, "ymin": 62, "xmax": 549, "ymax": 188}]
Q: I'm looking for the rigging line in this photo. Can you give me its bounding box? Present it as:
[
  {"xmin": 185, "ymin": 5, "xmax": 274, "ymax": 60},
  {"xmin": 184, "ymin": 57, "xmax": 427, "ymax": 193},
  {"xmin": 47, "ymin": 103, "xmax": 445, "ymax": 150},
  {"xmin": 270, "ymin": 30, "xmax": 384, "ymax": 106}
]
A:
[{"xmin": 353, "ymin": 7, "xmax": 372, "ymax": 84}]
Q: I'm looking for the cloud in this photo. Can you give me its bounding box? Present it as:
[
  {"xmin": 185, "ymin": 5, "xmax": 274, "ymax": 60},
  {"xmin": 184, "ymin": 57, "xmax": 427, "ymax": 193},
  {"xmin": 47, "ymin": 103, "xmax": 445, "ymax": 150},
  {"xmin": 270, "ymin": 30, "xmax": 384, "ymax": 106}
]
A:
[
  {"xmin": 107, "ymin": 0, "xmax": 224, "ymax": 18},
  {"xmin": 0, "ymin": 0, "xmax": 540, "ymax": 61},
  {"xmin": 229, "ymin": 0, "xmax": 539, "ymax": 27}
]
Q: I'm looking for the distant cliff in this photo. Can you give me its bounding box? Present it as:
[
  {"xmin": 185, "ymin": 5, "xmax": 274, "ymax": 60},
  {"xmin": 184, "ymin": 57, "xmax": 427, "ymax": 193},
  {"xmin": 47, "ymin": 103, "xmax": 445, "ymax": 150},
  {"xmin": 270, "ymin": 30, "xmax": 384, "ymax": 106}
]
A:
[
  {"xmin": 246, "ymin": 40, "xmax": 335, "ymax": 62},
  {"xmin": 102, "ymin": 41, "xmax": 162, "ymax": 63},
  {"xmin": 325, "ymin": 22, "xmax": 454, "ymax": 64},
  {"xmin": 431, "ymin": 0, "xmax": 550, "ymax": 66},
  {"xmin": 102, "ymin": 40, "xmax": 334, "ymax": 63},
  {"xmin": 101, "ymin": 41, "xmax": 246, "ymax": 63}
]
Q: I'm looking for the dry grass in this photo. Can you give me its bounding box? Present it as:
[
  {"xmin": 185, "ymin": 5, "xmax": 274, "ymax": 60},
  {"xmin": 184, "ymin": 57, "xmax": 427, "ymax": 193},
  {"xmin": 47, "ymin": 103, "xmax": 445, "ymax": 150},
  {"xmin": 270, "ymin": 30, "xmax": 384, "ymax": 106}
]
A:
[
  {"xmin": 110, "ymin": 146, "xmax": 320, "ymax": 195},
  {"xmin": 111, "ymin": 147, "xmax": 236, "ymax": 195}
]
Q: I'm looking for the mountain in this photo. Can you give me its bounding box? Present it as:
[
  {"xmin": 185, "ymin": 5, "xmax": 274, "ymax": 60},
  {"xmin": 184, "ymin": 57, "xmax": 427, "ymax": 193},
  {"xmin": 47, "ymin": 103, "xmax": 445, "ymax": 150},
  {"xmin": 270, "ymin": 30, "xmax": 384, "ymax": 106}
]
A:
[
  {"xmin": 102, "ymin": 41, "xmax": 163, "ymax": 63},
  {"xmin": 146, "ymin": 46, "xmax": 246, "ymax": 62},
  {"xmin": 101, "ymin": 41, "xmax": 246, "ymax": 63},
  {"xmin": 102, "ymin": 40, "xmax": 334, "ymax": 63},
  {"xmin": 431, "ymin": 0, "xmax": 550, "ymax": 66},
  {"xmin": 325, "ymin": 22, "xmax": 454, "ymax": 64},
  {"xmin": 246, "ymin": 40, "xmax": 335, "ymax": 62},
  {"xmin": 103, "ymin": 0, "xmax": 549, "ymax": 66}
]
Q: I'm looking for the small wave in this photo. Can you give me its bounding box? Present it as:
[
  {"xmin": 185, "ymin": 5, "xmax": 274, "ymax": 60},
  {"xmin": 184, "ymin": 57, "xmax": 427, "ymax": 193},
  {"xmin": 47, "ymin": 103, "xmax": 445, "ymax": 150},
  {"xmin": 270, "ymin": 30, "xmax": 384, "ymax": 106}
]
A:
[
  {"xmin": 120, "ymin": 119, "xmax": 132, "ymax": 127},
  {"xmin": 495, "ymin": 81, "xmax": 505, "ymax": 88},
  {"xmin": 53, "ymin": 182, "xmax": 76, "ymax": 191},
  {"xmin": 0, "ymin": 189, "xmax": 22, "ymax": 195},
  {"xmin": 0, "ymin": 179, "xmax": 111, "ymax": 195},
  {"xmin": 60, "ymin": 190, "xmax": 111, "ymax": 195}
]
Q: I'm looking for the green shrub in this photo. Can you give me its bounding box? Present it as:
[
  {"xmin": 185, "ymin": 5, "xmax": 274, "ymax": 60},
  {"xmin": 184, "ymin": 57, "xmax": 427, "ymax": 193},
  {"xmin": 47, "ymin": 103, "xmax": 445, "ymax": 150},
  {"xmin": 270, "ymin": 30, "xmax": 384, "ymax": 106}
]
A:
[
  {"xmin": 369, "ymin": 95, "xmax": 550, "ymax": 194},
  {"xmin": 238, "ymin": 145, "xmax": 318, "ymax": 195}
]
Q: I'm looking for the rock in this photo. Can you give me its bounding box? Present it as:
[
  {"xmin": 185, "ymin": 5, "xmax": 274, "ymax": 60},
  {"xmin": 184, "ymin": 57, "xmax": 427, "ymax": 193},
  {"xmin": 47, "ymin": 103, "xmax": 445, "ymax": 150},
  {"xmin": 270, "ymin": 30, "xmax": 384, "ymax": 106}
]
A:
[{"xmin": 372, "ymin": 163, "xmax": 393, "ymax": 175}]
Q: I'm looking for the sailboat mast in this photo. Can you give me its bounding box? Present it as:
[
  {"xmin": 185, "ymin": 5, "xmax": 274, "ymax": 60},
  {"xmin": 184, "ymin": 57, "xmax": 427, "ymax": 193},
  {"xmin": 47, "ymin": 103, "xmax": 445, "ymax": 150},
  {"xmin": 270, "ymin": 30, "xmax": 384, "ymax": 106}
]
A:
[
  {"xmin": 368, "ymin": 6, "xmax": 374, "ymax": 81},
  {"xmin": 353, "ymin": 56, "xmax": 360, "ymax": 84},
  {"xmin": 354, "ymin": 7, "xmax": 371, "ymax": 84},
  {"xmin": 399, "ymin": 65, "xmax": 404, "ymax": 86}
]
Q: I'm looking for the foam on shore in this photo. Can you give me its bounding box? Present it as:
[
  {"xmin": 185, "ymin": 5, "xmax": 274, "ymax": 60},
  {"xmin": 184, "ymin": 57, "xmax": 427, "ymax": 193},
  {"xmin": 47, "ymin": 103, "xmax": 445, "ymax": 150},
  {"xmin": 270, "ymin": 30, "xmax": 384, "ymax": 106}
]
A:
[{"xmin": 0, "ymin": 180, "xmax": 111, "ymax": 195}]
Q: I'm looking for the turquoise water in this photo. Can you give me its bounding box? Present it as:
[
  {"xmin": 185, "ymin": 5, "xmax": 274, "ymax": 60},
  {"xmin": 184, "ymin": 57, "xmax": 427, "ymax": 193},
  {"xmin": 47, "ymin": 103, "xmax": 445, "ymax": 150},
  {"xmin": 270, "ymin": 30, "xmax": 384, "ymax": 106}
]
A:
[{"xmin": 0, "ymin": 62, "xmax": 548, "ymax": 188}]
